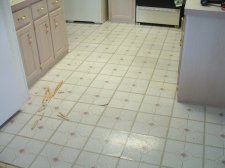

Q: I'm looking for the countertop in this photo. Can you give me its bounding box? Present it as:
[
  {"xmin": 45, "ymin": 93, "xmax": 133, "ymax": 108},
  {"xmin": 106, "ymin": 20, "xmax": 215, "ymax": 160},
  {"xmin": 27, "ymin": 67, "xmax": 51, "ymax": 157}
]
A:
[
  {"xmin": 11, "ymin": 0, "xmax": 40, "ymax": 12},
  {"xmin": 185, "ymin": 0, "xmax": 225, "ymax": 17}
]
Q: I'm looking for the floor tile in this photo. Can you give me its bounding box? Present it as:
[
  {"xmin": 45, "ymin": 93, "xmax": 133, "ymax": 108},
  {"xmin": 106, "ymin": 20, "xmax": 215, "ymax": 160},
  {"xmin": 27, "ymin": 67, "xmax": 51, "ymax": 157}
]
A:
[
  {"xmin": 84, "ymin": 127, "xmax": 129, "ymax": 157},
  {"xmin": 205, "ymin": 107, "xmax": 225, "ymax": 125},
  {"xmin": 65, "ymin": 50, "xmax": 91, "ymax": 61},
  {"xmin": 19, "ymin": 116, "xmax": 61, "ymax": 141},
  {"xmin": 204, "ymin": 146, "xmax": 225, "ymax": 168},
  {"xmin": 132, "ymin": 113, "xmax": 170, "ymax": 138},
  {"xmin": 118, "ymin": 78, "xmax": 149, "ymax": 94},
  {"xmin": 83, "ymin": 35, "xmax": 105, "ymax": 44},
  {"xmin": 121, "ymin": 39, "xmax": 143, "ymax": 48},
  {"xmin": 146, "ymin": 81, "xmax": 177, "ymax": 99},
  {"xmin": 136, "ymin": 48, "xmax": 161, "ymax": 58},
  {"xmin": 121, "ymin": 133, "xmax": 165, "ymax": 165},
  {"xmin": 116, "ymin": 46, "xmax": 139, "ymax": 56},
  {"xmin": 102, "ymin": 38, "xmax": 123, "ymax": 46},
  {"xmin": 108, "ymin": 54, "xmax": 135, "ymax": 66},
  {"xmin": 65, "ymin": 72, "xmax": 96, "ymax": 87},
  {"xmin": 109, "ymin": 91, "xmax": 143, "ymax": 111},
  {"xmin": 172, "ymin": 102, "xmax": 205, "ymax": 121},
  {"xmin": 152, "ymin": 70, "xmax": 178, "ymax": 84},
  {"xmin": 79, "ymin": 87, "xmax": 114, "ymax": 106},
  {"xmin": 74, "ymin": 151, "xmax": 118, "ymax": 168},
  {"xmin": 97, "ymin": 107, "xmax": 137, "ymax": 131},
  {"xmin": 0, "ymin": 132, "xmax": 14, "ymax": 153},
  {"xmin": 29, "ymin": 81, "xmax": 59, "ymax": 96},
  {"xmin": 125, "ymin": 67, "xmax": 154, "ymax": 80},
  {"xmin": 1, "ymin": 113, "xmax": 32, "ymax": 134},
  {"xmin": 140, "ymin": 95, "xmax": 174, "ymax": 116},
  {"xmin": 205, "ymin": 123, "xmax": 225, "ymax": 148},
  {"xmin": 168, "ymin": 118, "xmax": 204, "ymax": 144},
  {"xmin": 100, "ymin": 64, "xmax": 129, "ymax": 77},
  {"xmin": 75, "ymin": 43, "xmax": 99, "ymax": 52},
  {"xmin": 41, "ymin": 69, "xmax": 73, "ymax": 83},
  {"xmin": 36, "ymin": 98, "xmax": 75, "ymax": 119},
  {"xmin": 76, "ymin": 61, "xmax": 105, "ymax": 74},
  {"xmin": 156, "ymin": 58, "xmax": 179, "ymax": 72},
  {"xmin": 54, "ymin": 58, "xmax": 83, "ymax": 71},
  {"xmin": 0, "ymin": 136, "xmax": 44, "ymax": 168},
  {"xmin": 162, "ymin": 140, "xmax": 203, "ymax": 168},
  {"xmin": 69, "ymin": 103, "xmax": 105, "ymax": 125},
  {"xmin": 159, "ymin": 51, "xmax": 179, "ymax": 61},
  {"xmin": 94, "ymin": 44, "xmax": 118, "ymax": 54},
  {"xmin": 117, "ymin": 159, "xmax": 159, "ymax": 168},
  {"xmin": 90, "ymin": 74, "xmax": 122, "ymax": 91},
  {"xmin": 31, "ymin": 143, "xmax": 80, "ymax": 168},
  {"xmin": 86, "ymin": 52, "xmax": 112, "ymax": 63},
  {"xmin": 50, "ymin": 121, "xmax": 94, "ymax": 149},
  {"xmin": 54, "ymin": 84, "xmax": 87, "ymax": 102},
  {"xmin": 131, "ymin": 57, "xmax": 157, "ymax": 68},
  {"xmin": 142, "ymin": 42, "xmax": 163, "ymax": 50},
  {"xmin": 21, "ymin": 95, "xmax": 43, "ymax": 114}
]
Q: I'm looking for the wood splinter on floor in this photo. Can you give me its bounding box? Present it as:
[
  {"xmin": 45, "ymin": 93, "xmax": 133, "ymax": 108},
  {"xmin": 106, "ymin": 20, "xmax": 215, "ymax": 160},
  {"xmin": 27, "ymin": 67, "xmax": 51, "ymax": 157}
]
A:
[
  {"xmin": 32, "ymin": 80, "xmax": 64, "ymax": 129},
  {"xmin": 51, "ymin": 80, "xmax": 64, "ymax": 98},
  {"xmin": 57, "ymin": 112, "xmax": 69, "ymax": 121},
  {"xmin": 31, "ymin": 120, "xmax": 39, "ymax": 130}
]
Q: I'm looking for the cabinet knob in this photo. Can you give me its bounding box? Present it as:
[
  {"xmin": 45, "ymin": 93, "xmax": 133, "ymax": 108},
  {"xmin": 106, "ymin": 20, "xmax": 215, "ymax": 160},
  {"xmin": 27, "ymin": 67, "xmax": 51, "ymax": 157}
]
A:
[
  {"xmin": 45, "ymin": 24, "xmax": 49, "ymax": 33},
  {"xmin": 38, "ymin": 7, "xmax": 44, "ymax": 12},
  {"xmin": 27, "ymin": 34, "xmax": 32, "ymax": 44},
  {"xmin": 54, "ymin": 0, "xmax": 59, "ymax": 4},
  {"xmin": 17, "ymin": 16, "xmax": 26, "ymax": 21},
  {"xmin": 54, "ymin": 19, "xmax": 58, "ymax": 27}
]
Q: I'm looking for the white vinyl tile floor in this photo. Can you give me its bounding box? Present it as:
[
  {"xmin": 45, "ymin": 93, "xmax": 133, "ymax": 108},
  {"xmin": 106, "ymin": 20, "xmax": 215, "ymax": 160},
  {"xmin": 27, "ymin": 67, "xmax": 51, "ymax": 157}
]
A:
[{"xmin": 1, "ymin": 22, "xmax": 225, "ymax": 168}]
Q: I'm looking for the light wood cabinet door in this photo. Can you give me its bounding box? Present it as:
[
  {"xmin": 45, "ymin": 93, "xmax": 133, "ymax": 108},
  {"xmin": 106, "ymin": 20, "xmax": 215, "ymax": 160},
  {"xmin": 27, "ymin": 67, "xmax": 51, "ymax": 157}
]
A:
[
  {"xmin": 49, "ymin": 8, "xmax": 68, "ymax": 62},
  {"xmin": 108, "ymin": 0, "xmax": 135, "ymax": 24},
  {"xmin": 34, "ymin": 14, "xmax": 54, "ymax": 72},
  {"xmin": 17, "ymin": 23, "xmax": 41, "ymax": 86}
]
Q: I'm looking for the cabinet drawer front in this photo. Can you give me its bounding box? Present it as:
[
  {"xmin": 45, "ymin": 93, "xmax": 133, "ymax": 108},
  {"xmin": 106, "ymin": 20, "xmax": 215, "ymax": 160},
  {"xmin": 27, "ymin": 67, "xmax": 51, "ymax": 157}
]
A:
[
  {"xmin": 31, "ymin": 0, "xmax": 48, "ymax": 20},
  {"xmin": 13, "ymin": 7, "xmax": 32, "ymax": 30},
  {"xmin": 47, "ymin": 0, "xmax": 62, "ymax": 11}
]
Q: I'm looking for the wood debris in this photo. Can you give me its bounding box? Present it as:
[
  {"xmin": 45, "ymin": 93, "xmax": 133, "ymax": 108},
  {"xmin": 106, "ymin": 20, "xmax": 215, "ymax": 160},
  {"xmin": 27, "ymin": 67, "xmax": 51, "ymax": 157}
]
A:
[
  {"xmin": 57, "ymin": 112, "xmax": 69, "ymax": 121},
  {"xmin": 32, "ymin": 120, "xmax": 39, "ymax": 130},
  {"xmin": 51, "ymin": 80, "xmax": 63, "ymax": 98},
  {"xmin": 31, "ymin": 80, "xmax": 65, "ymax": 129}
]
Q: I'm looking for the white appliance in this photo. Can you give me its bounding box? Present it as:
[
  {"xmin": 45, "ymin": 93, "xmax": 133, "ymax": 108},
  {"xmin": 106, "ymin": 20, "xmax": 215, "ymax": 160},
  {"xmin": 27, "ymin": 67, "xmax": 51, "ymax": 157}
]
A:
[
  {"xmin": 64, "ymin": 0, "xmax": 108, "ymax": 23},
  {"xmin": 0, "ymin": 0, "xmax": 28, "ymax": 126},
  {"xmin": 136, "ymin": 0, "xmax": 181, "ymax": 26}
]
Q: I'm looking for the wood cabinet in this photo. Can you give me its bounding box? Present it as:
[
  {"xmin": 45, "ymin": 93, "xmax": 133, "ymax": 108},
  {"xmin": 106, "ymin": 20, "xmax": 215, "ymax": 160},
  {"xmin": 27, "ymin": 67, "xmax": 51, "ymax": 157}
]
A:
[
  {"xmin": 17, "ymin": 23, "xmax": 41, "ymax": 86},
  {"xmin": 12, "ymin": 0, "xmax": 68, "ymax": 87},
  {"xmin": 34, "ymin": 14, "xmax": 54, "ymax": 72},
  {"xmin": 49, "ymin": 8, "xmax": 68, "ymax": 62},
  {"xmin": 108, "ymin": 0, "xmax": 135, "ymax": 24}
]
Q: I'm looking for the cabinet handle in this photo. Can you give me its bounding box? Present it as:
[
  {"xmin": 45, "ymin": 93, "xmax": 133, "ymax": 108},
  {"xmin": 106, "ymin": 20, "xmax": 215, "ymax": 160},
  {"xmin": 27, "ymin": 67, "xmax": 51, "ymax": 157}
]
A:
[
  {"xmin": 54, "ymin": 19, "xmax": 58, "ymax": 27},
  {"xmin": 17, "ymin": 16, "xmax": 26, "ymax": 21},
  {"xmin": 37, "ymin": 7, "xmax": 45, "ymax": 12},
  {"xmin": 53, "ymin": 0, "xmax": 59, "ymax": 4},
  {"xmin": 27, "ymin": 34, "xmax": 32, "ymax": 45},
  {"xmin": 45, "ymin": 24, "xmax": 49, "ymax": 33}
]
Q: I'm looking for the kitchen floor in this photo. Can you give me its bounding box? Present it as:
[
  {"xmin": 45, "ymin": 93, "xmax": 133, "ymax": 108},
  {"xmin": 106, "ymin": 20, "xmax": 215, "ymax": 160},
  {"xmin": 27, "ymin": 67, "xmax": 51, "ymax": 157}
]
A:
[{"xmin": 0, "ymin": 22, "xmax": 225, "ymax": 168}]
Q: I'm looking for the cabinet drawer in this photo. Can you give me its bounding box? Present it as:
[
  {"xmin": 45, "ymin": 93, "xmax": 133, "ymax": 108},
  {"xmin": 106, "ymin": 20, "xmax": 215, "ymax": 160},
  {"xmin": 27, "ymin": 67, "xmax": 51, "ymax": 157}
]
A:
[
  {"xmin": 31, "ymin": 0, "xmax": 48, "ymax": 20},
  {"xmin": 47, "ymin": 0, "xmax": 62, "ymax": 12},
  {"xmin": 13, "ymin": 7, "xmax": 32, "ymax": 30}
]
